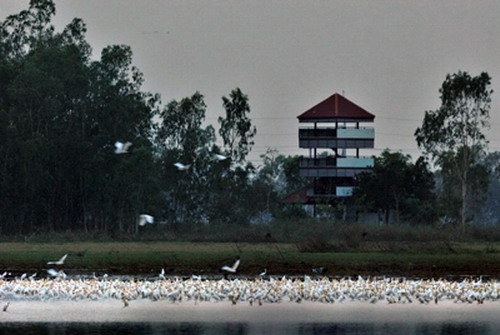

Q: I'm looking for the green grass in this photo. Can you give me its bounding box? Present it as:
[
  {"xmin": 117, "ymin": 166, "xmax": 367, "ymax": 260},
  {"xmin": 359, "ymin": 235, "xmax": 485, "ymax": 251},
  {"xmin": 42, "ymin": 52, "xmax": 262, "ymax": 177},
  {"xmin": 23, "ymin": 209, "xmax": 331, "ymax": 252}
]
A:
[{"xmin": 1, "ymin": 241, "xmax": 499, "ymax": 278}]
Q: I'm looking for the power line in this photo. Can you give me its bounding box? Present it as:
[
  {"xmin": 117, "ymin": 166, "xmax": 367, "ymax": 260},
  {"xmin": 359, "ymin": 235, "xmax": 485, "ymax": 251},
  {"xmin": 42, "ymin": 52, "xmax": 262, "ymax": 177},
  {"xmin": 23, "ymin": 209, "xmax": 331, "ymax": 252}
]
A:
[{"xmin": 205, "ymin": 115, "xmax": 500, "ymax": 125}]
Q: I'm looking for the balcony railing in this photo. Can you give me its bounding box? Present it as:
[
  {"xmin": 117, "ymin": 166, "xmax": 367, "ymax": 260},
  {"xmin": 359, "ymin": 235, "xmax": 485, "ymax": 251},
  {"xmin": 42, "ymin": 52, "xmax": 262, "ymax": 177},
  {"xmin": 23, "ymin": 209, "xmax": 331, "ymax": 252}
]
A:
[
  {"xmin": 300, "ymin": 156, "xmax": 374, "ymax": 168},
  {"xmin": 299, "ymin": 127, "xmax": 374, "ymax": 139},
  {"xmin": 305, "ymin": 186, "xmax": 355, "ymax": 197},
  {"xmin": 299, "ymin": 167, "xmax": 371, "ymax": 178},
  {"xmin": 299, "ymin": 139, "xmax": 374, "ymax": 149}
]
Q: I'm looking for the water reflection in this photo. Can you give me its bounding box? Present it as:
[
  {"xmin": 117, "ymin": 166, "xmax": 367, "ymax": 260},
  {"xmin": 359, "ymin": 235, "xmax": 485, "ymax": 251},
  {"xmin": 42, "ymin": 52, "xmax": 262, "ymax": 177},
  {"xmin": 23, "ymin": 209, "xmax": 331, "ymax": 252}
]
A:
[{"xmin": 0, "ymin": 322, "xmax": 495, "ymax": 335}]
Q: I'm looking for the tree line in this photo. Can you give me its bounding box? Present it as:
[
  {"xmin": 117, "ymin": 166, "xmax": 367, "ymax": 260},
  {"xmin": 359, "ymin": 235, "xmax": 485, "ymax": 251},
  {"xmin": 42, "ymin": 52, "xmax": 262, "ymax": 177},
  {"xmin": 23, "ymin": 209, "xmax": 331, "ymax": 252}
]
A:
[
  {"xmin": 0, "ymin": 1, "xmax": 498, "ymax": 236},
  {"xmin": 0, "ymin": 1, "xmax": 306, "ymax": 236}
]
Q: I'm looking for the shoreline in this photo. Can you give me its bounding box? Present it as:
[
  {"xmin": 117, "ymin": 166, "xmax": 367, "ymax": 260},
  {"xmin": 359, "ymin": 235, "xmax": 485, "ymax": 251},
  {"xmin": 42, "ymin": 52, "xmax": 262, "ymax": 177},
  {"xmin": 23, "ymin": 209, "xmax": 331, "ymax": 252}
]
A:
[{"xmin": 1, "ymin": 300, "xmax": 499, "ymax": 324}]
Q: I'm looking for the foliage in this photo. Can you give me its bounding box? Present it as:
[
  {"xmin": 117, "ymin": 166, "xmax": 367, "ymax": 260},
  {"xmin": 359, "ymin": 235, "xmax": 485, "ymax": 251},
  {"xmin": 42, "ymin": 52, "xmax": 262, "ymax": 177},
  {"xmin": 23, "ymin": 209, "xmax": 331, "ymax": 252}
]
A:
[
  {"xmin": 415, "ymin": 71, "xmax": 493, "ymax": 230},
  {"xmin": 1, "ymin": 2, "xmax": 495, "ymax": 238},
  {"xmin": 470, "ymin": 151, "xmax": 500, "ymax": 225},
  {"xmin": 218, "ymin": 88, "xmax": 257, "ymax": 165},
  {"xmin": 353, "ymin": 150, "xmax": 437, "ymax": 225},
  {"xmin": 0, "ymin": 0, "xmax": 161, "ymax": 235},
  {"xmin": 435, "ymin": 148, "xmax": 490, "ymax": 223}
]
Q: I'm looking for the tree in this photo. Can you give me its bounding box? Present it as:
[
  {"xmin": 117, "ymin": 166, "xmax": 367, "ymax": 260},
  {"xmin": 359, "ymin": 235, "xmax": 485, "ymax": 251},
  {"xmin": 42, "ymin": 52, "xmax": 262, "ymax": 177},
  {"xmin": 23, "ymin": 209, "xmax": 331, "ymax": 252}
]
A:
[
  {"xmin": 415, "ymin": 71, "xmax": 493, "ymax": 231},
  {"xmin": 0, "ymin": 0, "xmax": 162, "ymax": 235},
  {"xmin": 482, "ymin": 152, "xmax": 500, "ymax": 225},
  {"xmin": 353, "ymin": 150, "xmax": 436, "ymax": 224},
  {"xmin": 218, "ymin": 88, "xmax": 256, "ymax": 165},
  {"xmin": 157, "ymin": 92, "xmax": 217, "ymax": 224},
  {"xmin": 256, "ymin": 148, "xmax": 285, "ymax": 213}
]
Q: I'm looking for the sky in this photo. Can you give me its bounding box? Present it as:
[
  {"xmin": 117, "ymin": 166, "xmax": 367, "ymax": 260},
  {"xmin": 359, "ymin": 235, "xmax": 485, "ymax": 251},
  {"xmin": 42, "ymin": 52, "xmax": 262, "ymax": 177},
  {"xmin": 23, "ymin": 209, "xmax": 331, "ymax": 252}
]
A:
[{"xmin": 2, "ymin": 0, "xmax": 500, "ymax": 165}]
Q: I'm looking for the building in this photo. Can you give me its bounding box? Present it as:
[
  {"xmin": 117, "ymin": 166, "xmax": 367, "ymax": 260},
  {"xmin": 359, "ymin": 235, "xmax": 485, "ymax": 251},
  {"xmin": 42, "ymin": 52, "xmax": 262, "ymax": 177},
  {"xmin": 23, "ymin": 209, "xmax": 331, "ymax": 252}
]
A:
[{"xmin": 283, "ymin": 93, "xmax": 375, "ymax": 211}]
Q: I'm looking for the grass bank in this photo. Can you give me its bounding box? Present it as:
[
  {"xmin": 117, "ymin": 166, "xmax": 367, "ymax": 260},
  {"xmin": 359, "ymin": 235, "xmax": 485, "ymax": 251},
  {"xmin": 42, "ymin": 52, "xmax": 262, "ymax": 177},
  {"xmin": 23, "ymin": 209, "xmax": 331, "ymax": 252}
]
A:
[{"xmin": 1, "ymin": 241, "xmax": 499, "ymax": 278}]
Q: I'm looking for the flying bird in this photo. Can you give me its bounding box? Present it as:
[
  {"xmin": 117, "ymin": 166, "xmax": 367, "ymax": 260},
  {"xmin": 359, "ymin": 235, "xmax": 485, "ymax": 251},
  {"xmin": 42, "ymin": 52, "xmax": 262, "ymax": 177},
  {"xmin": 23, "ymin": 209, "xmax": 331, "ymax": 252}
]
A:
[
  {"xmin": 138, "ymin": 214, "xmax": 154, "ymax": 226},
  {"xmin": 312, "ymin": 267, "xmax": 328, "ymax": 275},
  {"xmin": 47, "ymin": 254, "xmax": 68, "ymax": 265},
  {"xmin": 221, "ymin": 259, "xmax": 240, "ymax": 274},
  {"xmin": 114, "ymin": 141, "xmax": 132, "ymax": 154},
  {"xmin": 213, "ymin": 154, "xmax": 228, "ymax": 161},
  {"xmin": 174, "ymin": 162, "xmax": 191, "ymax": 171}
]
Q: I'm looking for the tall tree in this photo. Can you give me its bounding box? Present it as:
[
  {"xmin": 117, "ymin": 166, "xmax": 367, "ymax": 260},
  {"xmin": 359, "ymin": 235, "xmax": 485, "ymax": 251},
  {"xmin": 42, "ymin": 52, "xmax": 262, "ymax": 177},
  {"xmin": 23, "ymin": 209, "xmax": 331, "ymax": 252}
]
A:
[
  {"xmin": 157, "ymin": 92, "xmax": 216, "ymax": 224},
  {"xmin": 218, "ymin": 88, "xmax": 256, "ymax": 164},
  {"xmin": 415, "ymin": 71, "xmax": 493, "ymax": 231}
]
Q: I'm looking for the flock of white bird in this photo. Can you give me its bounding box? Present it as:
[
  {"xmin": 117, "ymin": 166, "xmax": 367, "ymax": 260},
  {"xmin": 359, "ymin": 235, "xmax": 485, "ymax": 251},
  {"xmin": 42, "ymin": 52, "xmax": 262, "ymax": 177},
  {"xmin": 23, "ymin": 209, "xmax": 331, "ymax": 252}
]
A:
[
  {"xmin": 114, "ymin": 141, "xmax": 228, "ymax": 226},
  {"xmin": 1, "ymin": 261, "xmax": 499, "ymax": 308},
  {"xmin": 0, "ymin": 253, "xmax": 498, "ymax": 310}
]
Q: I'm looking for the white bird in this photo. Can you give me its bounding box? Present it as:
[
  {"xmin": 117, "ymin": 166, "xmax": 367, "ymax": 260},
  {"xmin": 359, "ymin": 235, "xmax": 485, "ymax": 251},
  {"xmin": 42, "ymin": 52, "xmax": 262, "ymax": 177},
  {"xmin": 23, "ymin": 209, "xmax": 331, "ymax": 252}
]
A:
[
  {"xmin": 138, "ymin": 214, "xmax": 154, "ymax": 226},
  {"xmin": 114, "ymin": 141, "xmax": 132, "ymax": 154},
  {"xmin": 312, "ymin": 267, "xmax": 328, "ymax": 275},
  {"xmin": 221, "ymin": 259, "xmax": 240, "ymax": 273},
  {"xmin": 213, "ymin": 154, "xmax": 228, "ymax": 161},
  {"xmin": 47, "ymin": 254, "xmax": 68, "ymax": 265},
  {"xmin": 2, "ymin": 302, "xmax": 9, "ymax": 312},
  {"xmin": 174, "ymin": 162, "xmax": 191, "ymax": 171},
  {"xmin": 259, "ymin": 268, "xmax": 267, "ymax": 277},
  {"xmin": 0, "ymin": 271, "xmax": 7, "ymax": 279},
  {"xmin": 47, "ymin": 269, "xmax": 67, "ymax": 279},
  {"xmin": 159, "ymin": 268, "xmax": 165, "ymax": 280},
  {"xmin": 29, "ymin": 272, "xmax": 37, "ymax": 279},
  {"xmin": 20, "ymin": 273, "xmax": 27, "ymax": 280}
]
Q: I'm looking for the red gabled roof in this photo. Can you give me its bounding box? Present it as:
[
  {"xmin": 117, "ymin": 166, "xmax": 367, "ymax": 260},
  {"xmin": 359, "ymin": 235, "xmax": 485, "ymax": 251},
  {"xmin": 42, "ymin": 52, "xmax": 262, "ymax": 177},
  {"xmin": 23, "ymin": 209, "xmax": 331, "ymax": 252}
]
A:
[
  {"xmin": 280, "ymin": 185, "xmax": 316, "ymax": 205},
  {"xmin": 280, "ymin": 187, "xmax": 309, "ymax": 204},
  {"xmin": 297, "ymin": 93, "xmax": 375, "ymax": 121}
]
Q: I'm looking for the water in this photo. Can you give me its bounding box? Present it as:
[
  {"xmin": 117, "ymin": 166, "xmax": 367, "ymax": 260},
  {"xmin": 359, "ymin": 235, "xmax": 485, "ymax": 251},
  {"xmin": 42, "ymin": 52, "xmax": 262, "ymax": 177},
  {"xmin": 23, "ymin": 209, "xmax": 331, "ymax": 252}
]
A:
[{"xmin": 0, "ymin": 322, "xmax": 496, "ymax": 335}]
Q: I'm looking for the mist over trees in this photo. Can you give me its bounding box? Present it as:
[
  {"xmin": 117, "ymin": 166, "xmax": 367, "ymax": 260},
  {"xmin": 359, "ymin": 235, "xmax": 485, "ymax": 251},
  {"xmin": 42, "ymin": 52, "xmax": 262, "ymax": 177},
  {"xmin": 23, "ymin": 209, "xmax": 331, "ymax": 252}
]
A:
[{"xmin": 0, "ymin": 1, "xmax": 498, "ymax": 237}]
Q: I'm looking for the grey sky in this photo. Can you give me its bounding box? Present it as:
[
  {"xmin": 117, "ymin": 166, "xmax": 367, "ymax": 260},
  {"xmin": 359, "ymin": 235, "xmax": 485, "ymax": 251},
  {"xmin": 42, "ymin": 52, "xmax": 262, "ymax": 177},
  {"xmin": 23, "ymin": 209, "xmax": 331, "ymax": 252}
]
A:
[{"xmin": 2, "ymin": 0, "xmax": 500, "ymax": 165}]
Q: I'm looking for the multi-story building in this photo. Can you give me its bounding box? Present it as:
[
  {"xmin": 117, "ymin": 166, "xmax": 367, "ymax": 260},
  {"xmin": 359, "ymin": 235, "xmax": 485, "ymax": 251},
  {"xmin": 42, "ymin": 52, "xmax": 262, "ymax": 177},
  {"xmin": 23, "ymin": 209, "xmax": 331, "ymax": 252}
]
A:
[{"xmin": 293, "ymin": 93, "xmax": 375, "ymax": 205}]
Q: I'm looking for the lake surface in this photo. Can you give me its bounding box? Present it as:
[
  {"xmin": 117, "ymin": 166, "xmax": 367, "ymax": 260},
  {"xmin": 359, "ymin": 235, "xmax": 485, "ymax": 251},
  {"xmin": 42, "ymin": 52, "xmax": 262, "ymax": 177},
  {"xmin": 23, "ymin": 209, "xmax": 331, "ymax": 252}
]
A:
[{"xmin": 0, "ymin": 322, "xmax": 496, "ymax": 335}]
